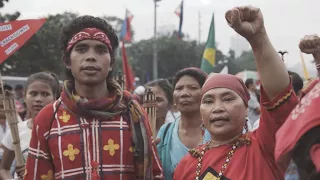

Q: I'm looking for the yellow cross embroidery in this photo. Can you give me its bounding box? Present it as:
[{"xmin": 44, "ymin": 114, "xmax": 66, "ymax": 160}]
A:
[
  {"xmin": 41, "ymin": 170, "xmax": 54, "ymax": 180},
  {"xmin": 203, "ymin": 172, "xmax": 218, "ymax": 180},
  {"xmin": 129, "ymin": 146, "xmax": 135, "ymax": 152},
  {"xmin": 59, "ymin": 111, "xmax": 70, "ymax": 123},
  {"xmin": 103, "ymin": 139, "xmax": 120, "ymax": 156},
  {"xmin": 63, "ymin": 144, "xmax": 80, "ymax": 161}
]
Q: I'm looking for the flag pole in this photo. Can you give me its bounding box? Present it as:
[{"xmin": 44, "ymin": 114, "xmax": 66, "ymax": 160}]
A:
[{"xmin": 299, "ymin": 52, "xmax": 310, "ymax": 80}]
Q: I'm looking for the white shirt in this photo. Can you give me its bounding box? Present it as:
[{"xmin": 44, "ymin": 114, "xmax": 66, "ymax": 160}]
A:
[{"xmin": 2, "ymin": 120, "xmax": 32, "ymax": 162}]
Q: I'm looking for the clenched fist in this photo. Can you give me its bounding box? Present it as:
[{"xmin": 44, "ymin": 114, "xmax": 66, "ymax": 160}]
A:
[
  {"xmin": 225, "ymin": 6, "xmax": 266, "ymax": 42},
  {"xmin": 299, "ymin": 35, "xmax": 320, "ymax": 55}
]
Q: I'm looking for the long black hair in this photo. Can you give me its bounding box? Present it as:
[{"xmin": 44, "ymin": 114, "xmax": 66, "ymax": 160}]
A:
[{"xmin": 292, "ymin": 126, "xmax": 320, "ymax": 180}]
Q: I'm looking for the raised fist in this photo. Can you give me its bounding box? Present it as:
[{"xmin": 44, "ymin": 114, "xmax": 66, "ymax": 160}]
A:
[
  {"xmin": 225, "ymin": 6, "xmax": 266, "ymax": 42},
  {"xmin": 299, "ymin": 35, "xmax": 320, "ymax": 55}
]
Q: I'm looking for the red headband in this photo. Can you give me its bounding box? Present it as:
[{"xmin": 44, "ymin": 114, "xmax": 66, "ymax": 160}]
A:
[
  {"xmin": 201, "ymin": 73, "xmax": 250, "ymax": 106},
  {"xmin": 66, "ymin": 28, "xmax": 112, "ymax": 53}
]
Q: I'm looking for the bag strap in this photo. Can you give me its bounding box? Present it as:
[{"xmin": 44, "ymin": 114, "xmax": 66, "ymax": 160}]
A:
[
  {"xmin": 48, "ymin": 100, "xmax": 62, "ymax": 137},
  {"xmin": 162, "ymin": 122, "xmax": 172, "ymax": 142}
]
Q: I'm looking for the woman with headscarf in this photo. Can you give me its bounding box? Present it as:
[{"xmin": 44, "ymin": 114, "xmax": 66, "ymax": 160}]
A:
[
  {"xmin": 157, "ymin": 67, "xmax": 211, "ymax": 180},
  {"xmin": 173, "ymin": 6, "xmax": 298, "ymax": 180}
]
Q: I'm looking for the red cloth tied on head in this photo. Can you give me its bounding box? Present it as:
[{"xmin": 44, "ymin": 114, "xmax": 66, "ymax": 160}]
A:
[
  {"xmin": 201, "ymin": 73, "xmax": 250, "ymax": 105},
  {"xmin": 65, "ymin": 28, "xmax": 112, "ymax": 54},
  {"xmin": 275, "ymin": 80, "xmax": 320, "ymax": 170}
]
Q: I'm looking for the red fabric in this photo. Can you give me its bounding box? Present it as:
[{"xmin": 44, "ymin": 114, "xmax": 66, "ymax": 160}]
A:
[
  {"xmin": 174, "ymin": 83, "xmax": 298, "ymax": 180},
  {"xmin": 300, "ymin": 78, "xmax": 319, "ymax": 99},
  {"xmin": 121, "ymin": 41, "xmax": 135, "ymax": 91},
  {"xmin": 202, "ymin": 73, "xmax": 250, "ymax": 105},
  {"xmin": 275, "ymin": 80, "xmax": 320, "ymax": 168},
  {"xmin": 65, "ymin": 28, "xmax": 112, "ymax": 53},
  {"xmin": 310, "ymin": 144, "xmax": 320, "ymax": 172},
  {"xmin": 24, "ymin": 99, "xmax": 164, "ymax": 180},
  {"xmin": 0, "ymin": 19, "xmax": 46, "ymax": 64}
]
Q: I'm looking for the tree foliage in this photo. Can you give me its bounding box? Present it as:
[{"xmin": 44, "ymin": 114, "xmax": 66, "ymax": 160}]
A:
[{"xmin": 126, "ymin": 35, "xmax": 210, "ymax": 83}]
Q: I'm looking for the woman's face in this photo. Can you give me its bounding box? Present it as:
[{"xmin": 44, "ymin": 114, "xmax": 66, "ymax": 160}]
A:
[
  {"xmin": 25, "ymin": 80, "xmax": 55, "ymax": 119},
  {"xmin": 173, "ymin": 75, "xmax": 202, "ymax": 114},
  {"xmin": 151, "ymin": 85, "xmax": 170, "ymax": 120},
  {"xmin": 200, "ymin": 88, "xmax": 247, "ymax": 140}
]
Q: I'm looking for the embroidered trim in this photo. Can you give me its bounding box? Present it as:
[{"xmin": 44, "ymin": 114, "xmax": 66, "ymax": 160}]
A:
[{"xmin": 265, "ymin": 89, "xmax": 293, "ymax": 111}]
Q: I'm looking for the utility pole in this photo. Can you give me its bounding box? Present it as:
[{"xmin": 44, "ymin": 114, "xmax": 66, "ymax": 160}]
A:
[
  {"xmin": 198, "ymin": 11, "xmax": 201, "ymax": 45},
  {"xmin": 153, "ymin": 0, "xmax": 161, "ymax": 80}
]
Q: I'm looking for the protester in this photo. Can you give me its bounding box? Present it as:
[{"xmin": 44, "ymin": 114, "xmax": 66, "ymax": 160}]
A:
[
  {"xmin": 145, "ymin": 79, "xmax": 174, "ymax": 133},
  {"xmin": 245, "ymin": 78, "xmax": 260, "ymax": 128},
  {"xmin": 24, "ymin": 16, "xmax": 163, "ymax": 180},
  {"xmin": 157, "ymin": 67, "xmax": 211, "ymax": 180},
  {"xmin": 0, "ymin": 72, "xmax": 60, "ymax": 179},
  {"xmin": 275, "ymin": 34, "xmax": 320, "ymax": 180},
  {"xmin": 173, "ymin": 6, "xmax": 298, "ymax": 180}
]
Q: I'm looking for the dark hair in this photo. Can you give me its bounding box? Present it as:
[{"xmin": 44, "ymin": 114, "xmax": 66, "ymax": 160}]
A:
[
  {"xmin": 173, "ymin": 68, "xmax": 207, "ymax": 88},
  {"xmin": 14, "ymin": 84, "xmax": 23, "ymax": 91},
  {"xmin": 4, "ymin": 84, "xmax": 12, "ymax": 91},
  {"xmin": 59, "ymin": 15, "xmax": 119, "ymax": 81},
  {"xmin": 145, "ymin": 79, "xmax": 173, "ymax": 105},
  {"xmin": 292, "ymin": 126, "xmax": 320, "ymax": 180},
  {"xmin": 245, "ymin": 78, "xmax": 255, "ymax": 88},
  {"xmin": 288, "ymin": 71, "xmax": 303, "ymax": 95},
  {"xmin": 25, "ymin": 72, "xmax": 60, "ymax": 99}
]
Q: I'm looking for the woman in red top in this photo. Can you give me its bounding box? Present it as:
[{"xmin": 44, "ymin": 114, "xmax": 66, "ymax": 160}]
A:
[{"xmin": 173, "ymin": 6, "xmax": 298, "ymax": 180}]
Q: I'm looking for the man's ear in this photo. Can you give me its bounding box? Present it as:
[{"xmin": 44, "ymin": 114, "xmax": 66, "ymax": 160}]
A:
[{"xmin": 63, "ymin": 54, "xmax": 71, "ymax": 69}]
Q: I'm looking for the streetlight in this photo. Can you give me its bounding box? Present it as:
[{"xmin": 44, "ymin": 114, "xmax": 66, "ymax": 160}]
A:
[
  {"xmin": 153, "ymin": 0, "xmax": 161, "ymax": 80},
  {"xmin": 278, "ymin": 51, "xmax": 288, "ymax": 61}
]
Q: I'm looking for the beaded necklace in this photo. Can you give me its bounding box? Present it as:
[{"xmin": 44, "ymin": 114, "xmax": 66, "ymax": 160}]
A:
[{"xmin": 189, "ymin": 133, "xmax": 251, "ymax": 180}]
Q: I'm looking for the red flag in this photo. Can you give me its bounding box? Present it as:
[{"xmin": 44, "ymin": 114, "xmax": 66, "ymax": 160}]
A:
[
  {"xmin": 121, "ymin": 41, "xmax": 135, "ymax": 91},
  {"xmin": 120, "ymin": 9, "xmax": 134, "ymax": 42},
  {"xmin": 0, "ymin": 18, "xmax": 46, "ymax": 64}
]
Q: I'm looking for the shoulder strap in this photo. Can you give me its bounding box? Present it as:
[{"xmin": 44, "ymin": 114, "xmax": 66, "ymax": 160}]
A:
[
  {"xmin": 48, "ymin": 100, "xmax": 62, "ymax": 137},
  {"xmin": 162, "ymin": 122, "xmax": 172, "ymax": 142}
]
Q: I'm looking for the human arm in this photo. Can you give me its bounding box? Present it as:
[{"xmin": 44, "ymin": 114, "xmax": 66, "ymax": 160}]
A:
[
  {"xmin": 256, "ymin": 84, "xmax": 298, "ymax": 163},
  {"xmin": 0, "ymin": 146, "xmax": 15, "ymax": 179},
  {"xmin": 299, "ymin": 35, "xmax": 320, "ymax": 61},
  {"xmin": 225, "ymin": 6, "xmax": 290, "ymax": 99},
  {"xmin": 299, "ymin": 35, "xmax": 320, "ymax": 77}
]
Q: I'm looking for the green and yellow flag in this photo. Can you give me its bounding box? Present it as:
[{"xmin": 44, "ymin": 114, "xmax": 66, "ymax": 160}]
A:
[{"xmin": 201, "ymin": 14, "xmax": 216, "ymax": 74}]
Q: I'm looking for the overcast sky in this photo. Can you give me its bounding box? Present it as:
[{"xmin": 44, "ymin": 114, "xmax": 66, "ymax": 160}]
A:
[{"xmin": 2, "ymin": 0, "xmax": 319, "ymax": 76}]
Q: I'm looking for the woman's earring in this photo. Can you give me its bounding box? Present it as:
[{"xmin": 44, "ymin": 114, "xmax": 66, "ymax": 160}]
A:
[
  {"xmin": 243, "ymin": 117, "xmax": 249, "ymax": 134},
  {"xmin": 200, "ymin": 123, "xmax": 205, "ymax": 130}
]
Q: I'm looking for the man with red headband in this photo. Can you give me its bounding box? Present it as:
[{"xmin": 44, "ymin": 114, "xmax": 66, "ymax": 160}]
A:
[
  {"xmin": 275, "ymin": 35, "xmax": 320, "ymax": 180},
  {"xmin": 24, "ymin": 16, "xmax": 163, "ymax": 180},
  {"xmin": 173, "ymin": 6, "xmax": 298, "ymax": 180}
]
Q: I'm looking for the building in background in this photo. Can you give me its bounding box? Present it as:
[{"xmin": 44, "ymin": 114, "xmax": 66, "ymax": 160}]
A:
[{"xmin": 230, "ymin": 34, "xmax": 250, "ymax": 58}]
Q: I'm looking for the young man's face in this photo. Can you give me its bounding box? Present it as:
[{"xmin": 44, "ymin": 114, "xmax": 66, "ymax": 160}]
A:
[{"xmin": 68, "ymin": 39, "xmax": 112, "ymax": 86}]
